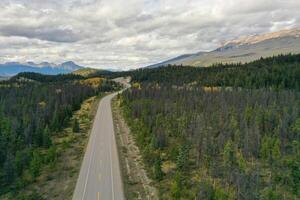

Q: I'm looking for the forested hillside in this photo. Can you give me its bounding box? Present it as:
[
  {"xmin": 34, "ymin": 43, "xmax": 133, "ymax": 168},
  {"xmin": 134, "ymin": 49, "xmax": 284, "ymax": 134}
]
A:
[
  {"xmin": 0, "ymin": 73, "xmax": 118, "ymax": 197},
  {"xmin": 92, "ymin": 54, "xmax": 300, "ymax": 90},
  {"xmin": 130, "ymin": 54, "xmax": 300, "ymax": 90},
  {"xmin": 119, "ymin": 54, "xmax": 300, "ymax": 199}
]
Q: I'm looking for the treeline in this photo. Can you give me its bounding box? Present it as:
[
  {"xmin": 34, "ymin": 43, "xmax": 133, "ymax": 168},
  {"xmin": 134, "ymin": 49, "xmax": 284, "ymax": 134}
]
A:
[
  {"xmin": 97, "ymin": 54, "xmax": 300, "ymax": 90},
  {"xmin": 10, "ymin": 72, "xmax": 84, "ymax": 83},
  {"xmin": 121, "ymin": 85, "xmax": 300, "ymax": 199},
  {"xmin": 0, "ymin": 72, "xmax": 118, "ymax": 196},
  {"xmin": 130, "ymin": 54, "xmax": 300, "ymax": 90}
]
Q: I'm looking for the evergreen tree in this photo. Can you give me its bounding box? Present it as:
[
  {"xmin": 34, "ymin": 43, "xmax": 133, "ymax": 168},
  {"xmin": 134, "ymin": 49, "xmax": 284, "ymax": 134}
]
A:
[
  {"xmin": 171, "ymin": 172, "xmax": 183, "ymax": 199},
  {"xmin": 260, "ymin": 136, "xmax": 281, "ymax": 165},
  {"xmin": 3, "ymin": 154, "xmax": 16, "ymax": 184},
  {"xmin": 29, "ymin": 151, "xmax": 41, "ymax": 178},
  {"xmin": 223, "ymin": 140, "xmax": 236, "ymax": 168},
  {"xmin": 72, "ymin": 118, "xmax": 80, "ymax": 133},
  {"xmin": 42, "ymin": 126, "xmax": 52, "ymax": 148},
  {"xmin": 176, "ymin": 144, "xmax": 189, "ymax": 172},
  {"xmin": 154, "ymin": 156, "xmax": 163, "ymax": 181}
]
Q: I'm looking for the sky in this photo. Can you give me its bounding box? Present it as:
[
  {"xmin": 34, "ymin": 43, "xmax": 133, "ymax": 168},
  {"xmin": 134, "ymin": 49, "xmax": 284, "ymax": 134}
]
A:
[{"xmin": 0, "ymin": 0, "xmax": 299, "ymax": 70}]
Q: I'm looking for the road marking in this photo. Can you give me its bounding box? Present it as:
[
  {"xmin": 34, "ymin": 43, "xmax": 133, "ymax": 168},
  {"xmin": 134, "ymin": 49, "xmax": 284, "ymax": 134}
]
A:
[
  {"xmin": 73, "ymin": 85, "xmax": 128, "ymax": 200},
  {"xmin": 109, "ymin": 128, "xmax": 115, "ymax": 200},
  {"xmin": 98, "ymin": 173, "xmax": 101, "ymax": 181},
  {"xmin": 81, "ymin": 101, "xmax": 102, "ymax": 200}
]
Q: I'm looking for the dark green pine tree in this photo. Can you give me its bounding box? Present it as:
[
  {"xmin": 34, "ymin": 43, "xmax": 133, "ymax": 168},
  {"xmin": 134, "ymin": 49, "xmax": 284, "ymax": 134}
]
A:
[
  {"xmin": 3, "ymin": 154, "xmax": 16, "ymax": 184},
  {"xmin": 29, "ymin": 151, "xmax": 41, "ymax": 178},
  {"xmin": 154, "ymin": 156, "xmax": 164, "ymax": 181},
  {"xmin": 176, "ymin": 144, "xmax": 189, "ymax": 172},
  {"xmin": 72, "ymin": 118, "xmax": 80, "ymax": 133},
  {"xmin": 42, "ymin": 126, "xmax": 52, "ymax": 148}
]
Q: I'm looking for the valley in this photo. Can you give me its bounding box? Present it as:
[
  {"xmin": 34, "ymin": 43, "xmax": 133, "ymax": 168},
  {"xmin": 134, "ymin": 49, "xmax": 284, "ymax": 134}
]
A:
[
  {"xmin": 0, "ymin": 25, "xmax": 299, "ymax": 200},
  {"xmin": 0, "ymin": 53, "xmax": 299, "ymax": 200},
  {"xmin": 0, "ymin": 1, "xmax": 299, "ymax": 199}
]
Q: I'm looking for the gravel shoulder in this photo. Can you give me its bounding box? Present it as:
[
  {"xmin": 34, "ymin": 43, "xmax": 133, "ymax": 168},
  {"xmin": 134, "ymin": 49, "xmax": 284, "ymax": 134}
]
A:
[{"xmin": 112, "ymin": 96, "xmax": 158, "ymax": 200}]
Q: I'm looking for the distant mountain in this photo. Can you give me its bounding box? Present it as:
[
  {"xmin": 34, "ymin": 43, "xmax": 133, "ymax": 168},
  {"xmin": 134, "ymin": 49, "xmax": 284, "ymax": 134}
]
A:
[
  {"xmin": 0, "ymin": 61, "xmax": 84, "ymax": 76},
  {"xmin": 147, "ymin": 28, "xmax": 300, "ymax": 67},
  {"xmin": 146, "ymin": 54, "xmax": 198, "ymax": 69},
  {"xmin": 0, "ymin": 76, "xmax": 9, "ymax": 81}
]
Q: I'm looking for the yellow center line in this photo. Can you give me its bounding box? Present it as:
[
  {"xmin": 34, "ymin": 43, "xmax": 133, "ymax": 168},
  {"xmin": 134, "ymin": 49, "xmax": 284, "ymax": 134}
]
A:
[{"xmin": 97, "ymin": 192, "xmax": 100, "ymax": 200}]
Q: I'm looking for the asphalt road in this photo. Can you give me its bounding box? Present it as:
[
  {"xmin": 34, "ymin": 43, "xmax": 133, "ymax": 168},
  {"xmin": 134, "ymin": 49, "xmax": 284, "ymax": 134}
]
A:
[{"xmin": 72, "ymin": 90, "xmax": 125, "ymax": 200}]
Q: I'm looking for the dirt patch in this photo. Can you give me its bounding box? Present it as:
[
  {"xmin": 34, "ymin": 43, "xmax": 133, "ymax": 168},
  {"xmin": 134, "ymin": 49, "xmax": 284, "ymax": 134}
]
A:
[{"xmin": 112, "ymin": 97, "xmax": 158, "ymax": 200}]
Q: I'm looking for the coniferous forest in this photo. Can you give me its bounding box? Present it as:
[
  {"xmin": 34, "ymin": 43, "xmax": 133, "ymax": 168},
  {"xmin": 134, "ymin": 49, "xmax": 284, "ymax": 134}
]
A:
[
  {"xmin": 98, "ymin": 54, "xmax": 300, "ymax": 90},
  {"xmin": 0, "ymin": 73, "xmax": 118, "ymax": 196},
  {"xmin": 119, "ymin": 54, "xmax": 300, "ymax": 199},
  {"xmin": 0, "ymin": 54, "xmax": 299, "ymax": 200}
]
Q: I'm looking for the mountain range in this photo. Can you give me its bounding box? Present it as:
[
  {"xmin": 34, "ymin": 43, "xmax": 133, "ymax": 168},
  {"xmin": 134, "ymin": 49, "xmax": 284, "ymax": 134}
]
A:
[
  {"xmin": 147, "ymin": 28, "xmax": 300, "ymax": 68},
  {"xmin": 1, "ymin": 28, "xmax": 299, "ymax": 75},
  {"xmin": 0, "ymin": 61, "xmax": 84, "ymax": 76}
]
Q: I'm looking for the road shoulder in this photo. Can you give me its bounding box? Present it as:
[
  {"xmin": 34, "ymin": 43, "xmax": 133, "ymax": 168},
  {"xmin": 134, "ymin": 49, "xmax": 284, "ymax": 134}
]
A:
[{"xmin": 112, "ymin": 96, "xmax": 158, "ymax": 200}]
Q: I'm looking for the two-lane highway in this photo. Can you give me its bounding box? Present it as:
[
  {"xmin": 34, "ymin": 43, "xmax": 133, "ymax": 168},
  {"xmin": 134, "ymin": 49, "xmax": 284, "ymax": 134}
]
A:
[{"xmin": 72, "ymin": 91, "xmax": 125, "ymax": 200}]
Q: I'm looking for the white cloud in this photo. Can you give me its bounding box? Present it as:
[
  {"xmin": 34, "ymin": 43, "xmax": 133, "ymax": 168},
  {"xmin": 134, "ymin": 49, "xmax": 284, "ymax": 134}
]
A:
[{"xmin": 0, "ymin": 0, "xmax": 299, "ymax": 69}]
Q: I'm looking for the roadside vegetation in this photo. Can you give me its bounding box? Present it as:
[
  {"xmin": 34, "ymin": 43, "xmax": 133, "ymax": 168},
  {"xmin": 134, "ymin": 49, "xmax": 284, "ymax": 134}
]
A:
[
  {"xmin": 112, "ymin": 97, "xmax": 158, "ymax": 200},
  {"xmin": 0, "ymin": 73, "xmax": 120, "ymax": 199},
  {"xmin": 116, "ymin": 54, "xmax": 300, "ymax": 199}
]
